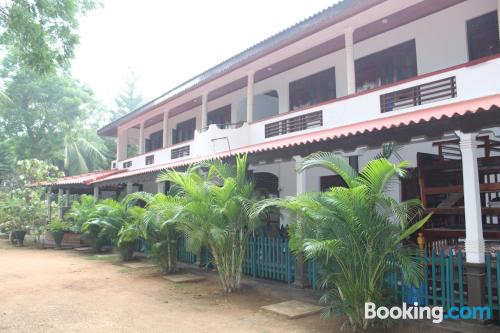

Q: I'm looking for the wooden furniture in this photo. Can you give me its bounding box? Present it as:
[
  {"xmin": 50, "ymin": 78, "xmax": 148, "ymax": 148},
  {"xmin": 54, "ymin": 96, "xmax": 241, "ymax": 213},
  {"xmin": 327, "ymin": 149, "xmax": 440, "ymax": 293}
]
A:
[{"xmin": 417, "ymin": 137, "xmax": 500, "ymax": 249}]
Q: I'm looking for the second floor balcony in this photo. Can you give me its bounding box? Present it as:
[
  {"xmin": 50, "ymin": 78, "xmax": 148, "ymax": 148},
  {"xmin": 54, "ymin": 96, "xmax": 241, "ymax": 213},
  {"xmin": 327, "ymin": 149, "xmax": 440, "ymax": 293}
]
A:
[{"xmin": 111, "ymin": 54, "xmax": 500, "ymax": 171}]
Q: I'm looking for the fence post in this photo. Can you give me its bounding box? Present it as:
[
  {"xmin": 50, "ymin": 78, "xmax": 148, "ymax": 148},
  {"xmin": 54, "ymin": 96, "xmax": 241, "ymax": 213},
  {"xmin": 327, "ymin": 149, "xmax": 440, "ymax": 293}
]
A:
[
  {"xmin": 286, "ymin": 239, "xmax": 292, "ymax": 284},
  {"xmin": 251, "ymin": 236, "xmax": 256, "ymax": 278}
]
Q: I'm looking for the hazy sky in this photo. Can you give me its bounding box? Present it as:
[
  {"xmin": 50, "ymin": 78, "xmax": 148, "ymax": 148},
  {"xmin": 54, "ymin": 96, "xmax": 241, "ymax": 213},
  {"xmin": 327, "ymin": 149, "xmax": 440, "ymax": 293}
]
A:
[{"xmin": 72, "ymin": 0, "xmax": 337, "ymax": 109}]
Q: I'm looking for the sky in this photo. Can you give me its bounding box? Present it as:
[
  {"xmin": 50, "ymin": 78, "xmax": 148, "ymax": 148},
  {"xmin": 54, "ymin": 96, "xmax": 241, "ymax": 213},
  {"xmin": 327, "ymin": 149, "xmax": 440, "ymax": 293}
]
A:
[{"xmin": 72, "ymin": 0, "xmax": 337, "ymax": 109}]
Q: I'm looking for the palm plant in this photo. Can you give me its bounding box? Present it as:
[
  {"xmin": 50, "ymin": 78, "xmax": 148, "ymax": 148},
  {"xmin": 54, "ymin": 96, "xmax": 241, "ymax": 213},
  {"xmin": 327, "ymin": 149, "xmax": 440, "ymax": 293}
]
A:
[
  {"xmin": 121, "ymin": 192, "xmax": 185, "ymax": 273},
  {"xmin": 62, "ymin": 129, "xmax": 110, "ymax": 176},
  {"xmin": 65, "ymin": 194, "xmax": 98, "ymax": 233},
  {"xmin": 158, "ymin": 154, "xmax": 258, "ymax": 293},
  {"xmin": 254, "ymin": 152, "xmax": 431, "ymax": 331},
  {"xmin": 82, "ymin": 198, "xmax": 144, "ymax": 256}
]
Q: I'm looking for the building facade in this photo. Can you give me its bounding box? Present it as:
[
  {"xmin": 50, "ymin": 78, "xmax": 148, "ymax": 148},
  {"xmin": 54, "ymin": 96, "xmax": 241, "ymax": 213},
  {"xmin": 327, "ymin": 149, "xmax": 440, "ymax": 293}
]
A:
[{"xmin": 50, "ymin": 0, "xmax": 500, "ymax": 298}]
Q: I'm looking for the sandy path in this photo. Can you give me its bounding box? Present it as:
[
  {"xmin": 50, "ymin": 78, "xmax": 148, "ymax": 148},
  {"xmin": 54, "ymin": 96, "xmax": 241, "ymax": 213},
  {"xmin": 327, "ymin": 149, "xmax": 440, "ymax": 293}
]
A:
[{"xmin": 0, "ymin": 242, "xmax": 336, "ymax": 333}]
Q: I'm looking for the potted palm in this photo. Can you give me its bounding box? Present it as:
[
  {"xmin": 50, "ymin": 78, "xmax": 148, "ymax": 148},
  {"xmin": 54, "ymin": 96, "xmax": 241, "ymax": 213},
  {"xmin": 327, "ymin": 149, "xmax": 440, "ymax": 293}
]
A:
[{"xmin": 46, "ymin": 219, "xmax": 72, "ymax": 249}]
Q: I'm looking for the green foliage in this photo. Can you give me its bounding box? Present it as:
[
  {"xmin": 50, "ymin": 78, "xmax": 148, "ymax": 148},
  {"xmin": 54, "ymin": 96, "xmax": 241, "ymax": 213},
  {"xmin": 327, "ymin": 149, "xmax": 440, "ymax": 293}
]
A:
[
  {"xmin": 65, "ymin": 194, "xmax": 97, "ymax": 233},
  {"xmin": 0, "ymin": 0, "xmax": 100, "ymax": 73},
  {"xmin": 46, "ymin": 218, "xmax": 72, "ymax": 232},
  {"xmin": 82, "ymin": 198, "xmax": 144, "ymax": 254},
  {"xmin": 254, "ymin": 152, "xmax": 431, "ymax": 330},
  {"xmin": 0, "ymin": 159, "xmax": 61, "ymax": 242},
  {"xmin": 158, "ymin": 154, "xmax": 259, "ymax": 293},
  {"xmin": 123, "ymin": 192, "xmax": 186, "ymax": 273},
  {"xmin": 0, "ymin": 69, "xmax": 112, "ymax": 174}
]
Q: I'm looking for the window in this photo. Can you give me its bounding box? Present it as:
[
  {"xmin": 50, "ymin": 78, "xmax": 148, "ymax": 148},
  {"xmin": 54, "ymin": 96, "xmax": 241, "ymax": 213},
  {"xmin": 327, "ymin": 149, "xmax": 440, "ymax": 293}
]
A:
[
  {"xmin": 467, "ymin": 11, "xmax": 500, "ymax": 61},
  {"xmin": 355, "ymin": 40, "xmax": 417, "ymax": 92},
  {"xmin": 145, "ymin": 130, "xmax": 163, "ymax": 152},
  {"xmin": 172, "ymin": 118, "xmax": 196, "ymax": 145},
  {"xmin": 208, "ymin": 105, "xmax": 231, "ymax": 126},
  {"xmin": 123, "ymin": 161, "xmax": 132, "ymax": 168},
  {"xmin": 145, "ymin": 155, "xmax": 154, "ymax": 165},
  {"xmin": 289, "ymin": 67, "xmax": 336, "ymax": 111}
]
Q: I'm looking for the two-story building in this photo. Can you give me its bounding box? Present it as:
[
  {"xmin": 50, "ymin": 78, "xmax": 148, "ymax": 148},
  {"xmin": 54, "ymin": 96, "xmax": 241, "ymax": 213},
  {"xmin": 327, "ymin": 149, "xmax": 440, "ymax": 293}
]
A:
[{"xmin": 50, "ymin": 0, "xmax": 500, "ymax": 286}]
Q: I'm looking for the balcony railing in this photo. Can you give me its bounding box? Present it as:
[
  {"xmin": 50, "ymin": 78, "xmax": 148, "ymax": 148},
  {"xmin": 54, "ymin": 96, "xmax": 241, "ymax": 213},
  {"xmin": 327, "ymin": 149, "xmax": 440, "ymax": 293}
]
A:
[
  {"xmin": 198, "ymin": 122, "xmax": 245, "ymax": 133},
  {"xmin": 171, "ymin": 145, "xmax": 190, "ymax": 159},
  {"xmin": 380, "ymin": 76, "xmax": 457, "ymax": 113},
  {"xmin": 264, "ymin": 110, "xmax": 323, "ymax": 138}
]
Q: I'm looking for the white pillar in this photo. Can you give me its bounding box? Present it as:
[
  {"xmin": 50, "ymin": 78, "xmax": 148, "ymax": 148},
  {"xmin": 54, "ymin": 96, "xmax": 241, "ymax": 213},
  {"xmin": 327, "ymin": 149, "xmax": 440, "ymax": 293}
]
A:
[
  {"xmin": 93, "ymin": 186, "xmax": 99, "ymax": 200},
  {"xmin": 246, "ymin": 71, "xmax": 255, "ymax": 123},
  {"xmin": 126, "ymin": 182, "xmax": 134, "ymax": 195},
  {"xmin": 157, "ymin": 182, "xmax": 165, "ymax": 194},
  {"xmin": 294, "ymin": 156, "xmax": 306, "ymax": 195},
  {"xmin": 457, "ymin": 131, "xmax": 485, "ymax": 264},
  {"xmin": 65, "ymin": 190, "xmax": 70, "ymax": 207},
  {"xmin": 116, "ymin": 128, "xmax": 127, "ymax": 161},
  {"xmin": 138, "ymin": 122, "xmax": 145, "ymax": 154},
  {"xmin": 344, "ymin": 27, "xmax": 356, "ymax": 95},
  {"xmin": 278, "ymin": 86, "xmax": 289, "ymax": 114},
  {"xmin": 162, "ymin": 111, "xmax": 169, "ymax": 148},
  {"xmin": 201, "ymin": 92, "xmax": 208, "ymax": 128},
  {"xmin": 57, "ymin": 188, "xmax": 64, "ymax": 220},
  {"xmin": 47, "ymin": 188, "xmax": 52, "ymax": 222}
]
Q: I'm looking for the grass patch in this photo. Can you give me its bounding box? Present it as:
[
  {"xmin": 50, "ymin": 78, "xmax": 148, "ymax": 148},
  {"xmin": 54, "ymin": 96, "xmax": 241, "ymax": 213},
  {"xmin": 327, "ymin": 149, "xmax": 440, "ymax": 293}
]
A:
[{"xmin": 84, "ymin": 254, "xmax": 119, "ymax": 262}]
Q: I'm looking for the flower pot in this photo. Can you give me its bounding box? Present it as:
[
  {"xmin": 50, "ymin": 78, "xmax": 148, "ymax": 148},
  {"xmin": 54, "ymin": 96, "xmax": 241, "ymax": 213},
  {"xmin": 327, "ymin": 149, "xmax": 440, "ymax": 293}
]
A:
[
  {"xmin": 13, "ymin": 230, "xmax": 27, "ymax": 247},
  {"xmin": 52, "ymin": 230, "xmax": 65, "ymax": 250}
]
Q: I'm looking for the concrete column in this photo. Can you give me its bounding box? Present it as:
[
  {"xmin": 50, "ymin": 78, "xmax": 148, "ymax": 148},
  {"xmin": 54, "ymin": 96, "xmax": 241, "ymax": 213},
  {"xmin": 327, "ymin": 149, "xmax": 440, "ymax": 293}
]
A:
[
  {"xmin": 292, "ymin": 155, "xmax": 309, "ymax": 288},
  {"xmin": 162, "ymin": 111, "xmax": 169, "ymax": 148},
  {"xmin": 278, "ymin": 86, "xmax": 289, "ymax": 114},
  {"xmin": 246, "ymin": 71, "xmax": 255, "ymax": 123},
  {"xmin": 294, "ymin": 155, "xmax": 306, "ymax": 195},
  {"xmin": 47, "ymin": 188, "xmax": 52, "ymax": 223},
  {"xmin": 93, "ymin": 186, "xmax": 99, "ymax": 200},
  {"xmin": 65, "ymin": 190, "xmax": 70, "ymax": 207},
  {"xmin": 138, "ymin": 122, "xmax": 145, "ymax": 154},
  {"xmin": 57, "ymin": 188, "xmax": 64, "ymax": 220},
  {"xmin": 344, "ymin": 27, "xmax": 356, "ymax": 95},
  {"xmin": 201, "ymin": 92, "xmax": 208, "ymax": 128},
  {"xmin": 116, "ymin": 128, "xmax": 128, "ymax": 161},
  {"xmin": 126, "ymin": 182, "xmax": 134, "ymax": 195},
  {"xmin": 457, "ymin": 131, "xmax": 486, "ymax": 309},
  {"xmin": 457, "ymin": 131, "xmax": 485, "ymax": 264},
  {"xmin": 157, "ymin": 181, "xmax": 165, "ymax": 194}
]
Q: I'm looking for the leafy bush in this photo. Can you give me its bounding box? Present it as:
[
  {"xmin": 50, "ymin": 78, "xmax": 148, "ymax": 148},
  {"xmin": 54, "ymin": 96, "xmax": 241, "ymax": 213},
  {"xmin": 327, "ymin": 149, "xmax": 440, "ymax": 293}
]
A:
[
  {"xmin": 159, "ymin": 154, "xmax": 259, "ymax": 293},
  {"xmin": 254, "ymin": 152, "xmax": 431, "ymax": 330}
]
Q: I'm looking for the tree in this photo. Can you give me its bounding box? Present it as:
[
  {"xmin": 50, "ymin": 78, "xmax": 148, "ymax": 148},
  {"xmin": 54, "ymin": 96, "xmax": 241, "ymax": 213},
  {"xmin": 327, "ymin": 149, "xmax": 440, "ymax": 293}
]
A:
[
  {"xmin": 0, "ymin": 69, "xmax": 112, "ymax": 174},
  {"xmin": 0, "ymin": 0, "xmax": 100, "ymax": 73},
  {"xmin": 122, "ymin": 192, "xmax": 185, "ymax": 273},
  {"xmin": 254, "ymin": 152, "xmax": 431, "ymax": 330},
  {"xmin": 158, "ymin": 155, "xmax": 259, "ymax": 293},
  {"xmin": 63, "ymin": 128, "xmax": 111, "ymax": 175},
  {"xmin": 113, "ymin": 68, "xmax": 144, "ymax": 120}
]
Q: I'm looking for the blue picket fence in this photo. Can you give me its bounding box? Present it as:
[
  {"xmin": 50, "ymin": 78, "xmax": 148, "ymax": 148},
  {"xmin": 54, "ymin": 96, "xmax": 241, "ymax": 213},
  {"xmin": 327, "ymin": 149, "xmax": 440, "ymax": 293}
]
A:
[
  {"xmin": 177, "ymin": 235, "xmax": 197, "ymax": 264},
  {"xmin": 243, "ymin": 236, "xmax": 295, "ymax": 284},
  {"xmin": 388, "ymin": 249, "xmax": 500, "ymax": 324},
  {"xmin": 176, "ymin": 235, "xmax": 320, "ymax": 287}
]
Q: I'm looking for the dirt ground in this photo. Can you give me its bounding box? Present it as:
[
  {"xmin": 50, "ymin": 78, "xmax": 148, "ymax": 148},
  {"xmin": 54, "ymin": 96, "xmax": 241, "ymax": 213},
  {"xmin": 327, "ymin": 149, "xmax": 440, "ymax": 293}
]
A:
[{"xmin": 0, "ymin": 240, "xmax": 336, "ymax": 333}]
